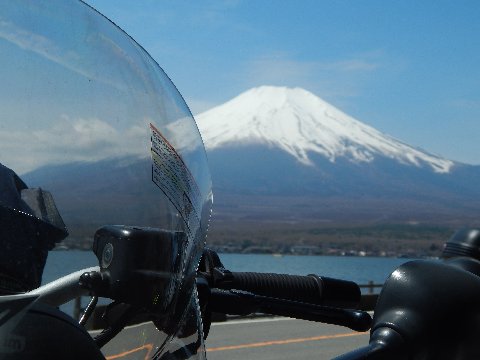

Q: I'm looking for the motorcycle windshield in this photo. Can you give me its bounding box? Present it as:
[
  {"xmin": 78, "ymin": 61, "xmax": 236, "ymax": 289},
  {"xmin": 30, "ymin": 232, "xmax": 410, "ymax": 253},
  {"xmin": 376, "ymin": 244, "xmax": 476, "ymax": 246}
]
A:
[{"xmin": 0, "ymin": 1, "xmax": 212, "ymax": 359}]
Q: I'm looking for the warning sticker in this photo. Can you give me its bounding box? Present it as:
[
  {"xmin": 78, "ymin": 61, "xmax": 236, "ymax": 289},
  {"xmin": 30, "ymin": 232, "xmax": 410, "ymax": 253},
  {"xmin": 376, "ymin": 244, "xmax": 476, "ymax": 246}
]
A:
[{"xmin": 150, "ymin": 123, "xmax": 201, "ymax": 236}]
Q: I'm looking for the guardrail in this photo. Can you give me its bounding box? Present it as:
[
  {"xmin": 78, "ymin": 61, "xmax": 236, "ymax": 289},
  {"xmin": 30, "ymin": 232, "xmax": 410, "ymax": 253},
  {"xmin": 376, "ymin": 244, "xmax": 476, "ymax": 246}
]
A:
[
  {"xmin": 359, "ymin": 281, "xmax": 383, "ymax": 294},
  {"xmin": 358, "ymin": 282, "xmax": 382, "ymax": 311}
]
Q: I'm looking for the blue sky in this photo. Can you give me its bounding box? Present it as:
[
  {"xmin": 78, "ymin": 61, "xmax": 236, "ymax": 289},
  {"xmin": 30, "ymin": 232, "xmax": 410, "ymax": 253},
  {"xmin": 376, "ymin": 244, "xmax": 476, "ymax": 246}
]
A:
[{"xmin": 85, "ymin": 0, "xmax": 480, "ymax": 165}]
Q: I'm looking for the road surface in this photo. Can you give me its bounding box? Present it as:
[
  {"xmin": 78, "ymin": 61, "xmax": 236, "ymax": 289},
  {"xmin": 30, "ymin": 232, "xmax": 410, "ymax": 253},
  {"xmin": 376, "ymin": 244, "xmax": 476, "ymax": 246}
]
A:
[
  {"xmin": 93, "ymin": 316, "xmax": 369, "ymax": 359},
  {"xmin": 206, "ymin": 317, "xmax": 369, "ymax": 360}
]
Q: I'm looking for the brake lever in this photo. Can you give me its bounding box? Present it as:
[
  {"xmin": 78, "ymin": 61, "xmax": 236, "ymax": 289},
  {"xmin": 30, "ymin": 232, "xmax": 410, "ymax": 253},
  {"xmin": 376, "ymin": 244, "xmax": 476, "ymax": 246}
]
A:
[{"xmin": 210, "ymin": 289, "xmax": 371, "ymax": 332}]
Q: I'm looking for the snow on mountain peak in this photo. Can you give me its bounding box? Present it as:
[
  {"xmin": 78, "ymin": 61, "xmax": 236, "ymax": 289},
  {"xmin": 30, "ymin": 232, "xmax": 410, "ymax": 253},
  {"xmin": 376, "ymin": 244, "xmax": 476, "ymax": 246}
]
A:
[{"xmin": 195, "ymin": 86, "xmax": 454, "ymax": 173}]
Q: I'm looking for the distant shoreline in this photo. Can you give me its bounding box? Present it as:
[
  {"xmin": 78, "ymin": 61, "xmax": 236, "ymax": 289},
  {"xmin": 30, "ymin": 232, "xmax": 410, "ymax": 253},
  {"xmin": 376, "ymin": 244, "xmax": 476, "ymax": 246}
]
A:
[{"xmin": 55, "ymin": 222, "xmax": 454, "ymax": 259}]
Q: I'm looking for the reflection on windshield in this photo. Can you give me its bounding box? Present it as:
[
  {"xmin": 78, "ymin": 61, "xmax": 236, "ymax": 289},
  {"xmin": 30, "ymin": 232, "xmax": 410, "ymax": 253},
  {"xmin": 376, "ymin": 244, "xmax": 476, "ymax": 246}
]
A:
[
  {"xmin": 0, "ymin": 0, "xmax": 212, "ymax": 234},
  {"xmin": 0, "ymin": 1, "xmax": 212, "ymax": 359}
]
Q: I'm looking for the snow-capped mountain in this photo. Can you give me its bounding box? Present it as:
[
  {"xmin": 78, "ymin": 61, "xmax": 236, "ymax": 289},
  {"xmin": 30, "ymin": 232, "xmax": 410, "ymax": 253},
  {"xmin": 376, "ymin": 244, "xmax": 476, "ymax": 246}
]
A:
[
  {"xmin": 196, "ymin": 86, "xmax": 454, "ymax": 173},
  {"xmin": 192, "ymin": 86, "xmax": 480, "ymax": 222}
]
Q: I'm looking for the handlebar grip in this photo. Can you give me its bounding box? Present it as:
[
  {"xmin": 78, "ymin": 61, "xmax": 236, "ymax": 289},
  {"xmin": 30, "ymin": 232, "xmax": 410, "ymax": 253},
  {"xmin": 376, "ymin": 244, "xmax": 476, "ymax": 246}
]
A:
[{"xmin": 215, "ymin": 271, "xmax": 360, "ymax": 308}]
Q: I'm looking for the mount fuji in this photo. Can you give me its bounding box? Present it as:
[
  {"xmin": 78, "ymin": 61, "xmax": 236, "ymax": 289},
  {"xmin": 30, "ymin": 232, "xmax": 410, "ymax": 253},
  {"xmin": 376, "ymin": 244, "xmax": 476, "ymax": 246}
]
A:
[
  {"xmin": 197, "ymin": 86, "xmax": 452, "ymax": 173},
  {"xmin": 195, "ymin": 86, "xmax": 480, "ymax": 222}
]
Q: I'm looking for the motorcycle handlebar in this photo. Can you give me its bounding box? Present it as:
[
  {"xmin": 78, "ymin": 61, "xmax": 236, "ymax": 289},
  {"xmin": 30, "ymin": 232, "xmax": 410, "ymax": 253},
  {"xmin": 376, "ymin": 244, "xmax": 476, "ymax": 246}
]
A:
[{"xmin": 214, "ymin": 270, "xmax": 361, "ymax": 308}]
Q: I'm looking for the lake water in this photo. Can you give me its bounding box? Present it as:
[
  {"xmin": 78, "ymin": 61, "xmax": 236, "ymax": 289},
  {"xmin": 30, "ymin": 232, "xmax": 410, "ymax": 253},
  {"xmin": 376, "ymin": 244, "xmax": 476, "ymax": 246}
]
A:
[{"xmin": 43, "ymin": 251, "xmax": 413, "ymax": 287}]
